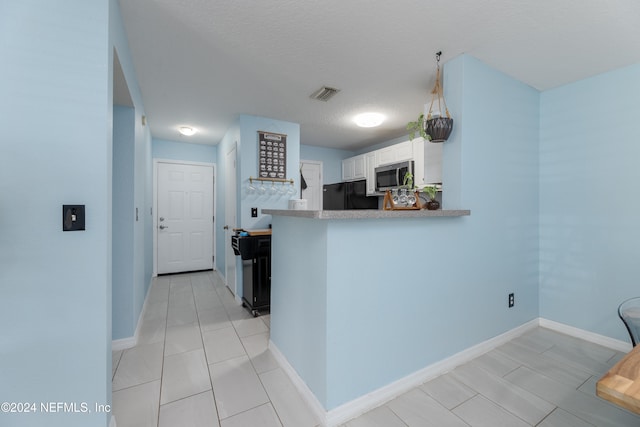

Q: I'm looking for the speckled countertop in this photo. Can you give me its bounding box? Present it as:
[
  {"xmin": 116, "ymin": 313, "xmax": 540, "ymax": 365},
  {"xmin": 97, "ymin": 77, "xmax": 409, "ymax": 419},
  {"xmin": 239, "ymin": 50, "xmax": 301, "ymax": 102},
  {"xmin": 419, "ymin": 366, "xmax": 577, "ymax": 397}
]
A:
[{"xmin": 262, "ymin": 209, "xmax": 470, "ymax": 219}]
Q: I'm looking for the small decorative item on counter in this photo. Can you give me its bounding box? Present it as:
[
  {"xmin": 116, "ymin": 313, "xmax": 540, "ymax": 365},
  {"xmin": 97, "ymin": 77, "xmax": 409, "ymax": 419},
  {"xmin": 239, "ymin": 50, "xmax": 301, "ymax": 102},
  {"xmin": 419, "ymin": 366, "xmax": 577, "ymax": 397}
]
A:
[
  {"xmin": 420, "ymin": 185, "xmax": 440, "ymax": 210},
  {"xmin": 383, "ymin": 189, "xmax": 421, "ymax": 210}
]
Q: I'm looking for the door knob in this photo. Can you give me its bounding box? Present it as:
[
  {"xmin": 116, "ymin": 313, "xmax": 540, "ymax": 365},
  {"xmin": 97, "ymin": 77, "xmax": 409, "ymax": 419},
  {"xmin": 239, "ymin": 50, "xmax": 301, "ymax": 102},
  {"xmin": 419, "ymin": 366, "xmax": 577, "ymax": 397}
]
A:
[
  {"xmin": 223, "ymin": 225, "xmax": 229, "ymax": 230},
  {"xmin": 159, "ymin": 225, "xmax": 168, "ymax": 230},
  {"xmin": 159, "ymin": 217, "xmax": 165, "ymax": 221}
]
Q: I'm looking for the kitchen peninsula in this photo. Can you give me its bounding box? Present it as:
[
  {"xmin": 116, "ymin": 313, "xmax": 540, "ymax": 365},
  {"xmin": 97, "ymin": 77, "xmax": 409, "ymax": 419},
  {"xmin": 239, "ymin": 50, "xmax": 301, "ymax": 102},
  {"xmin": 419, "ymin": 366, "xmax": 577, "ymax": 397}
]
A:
[{"xmin": 263, "ymin": 208, "xmax": 471, "ymax": 424}]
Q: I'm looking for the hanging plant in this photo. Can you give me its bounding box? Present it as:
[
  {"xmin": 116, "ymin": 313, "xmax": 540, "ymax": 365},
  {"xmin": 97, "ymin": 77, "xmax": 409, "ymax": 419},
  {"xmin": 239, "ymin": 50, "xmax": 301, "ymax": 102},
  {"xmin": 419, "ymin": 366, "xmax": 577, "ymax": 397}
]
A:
[
  {"xmin": 406, "ymin": 114, "xmax": 431, "ymax": 141},
  {"xmin": 407, "ymin": 51, "xmax": 454, "ymax": 143}
]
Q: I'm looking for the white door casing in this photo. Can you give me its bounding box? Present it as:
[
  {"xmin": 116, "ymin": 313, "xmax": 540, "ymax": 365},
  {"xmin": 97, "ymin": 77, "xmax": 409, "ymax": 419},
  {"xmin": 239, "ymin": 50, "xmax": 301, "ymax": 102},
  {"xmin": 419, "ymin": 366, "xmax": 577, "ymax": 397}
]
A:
[
  {"xmin": 301, "ymin": 160, "xmax": 323, "ymax": 210},
  {"xmin": 224, "ymin": 145, "xmax": 238, "ymax": 296},
  {"xmin": 156, "ymin": 162, "xmax": 213, "ymax": 274}
]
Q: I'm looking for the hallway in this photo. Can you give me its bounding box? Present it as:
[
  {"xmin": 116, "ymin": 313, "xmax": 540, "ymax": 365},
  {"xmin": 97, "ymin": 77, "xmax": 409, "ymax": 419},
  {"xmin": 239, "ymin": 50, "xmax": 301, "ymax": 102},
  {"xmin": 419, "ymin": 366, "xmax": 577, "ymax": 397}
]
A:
[{"xmin": 111, "ymin": 271, "xmax": 319, "ymax": 426}]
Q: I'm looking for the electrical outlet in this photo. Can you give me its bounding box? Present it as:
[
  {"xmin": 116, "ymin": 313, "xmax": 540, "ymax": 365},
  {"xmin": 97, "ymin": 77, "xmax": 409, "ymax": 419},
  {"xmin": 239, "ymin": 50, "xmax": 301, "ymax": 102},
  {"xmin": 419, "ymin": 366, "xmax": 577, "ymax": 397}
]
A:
[
  {"xmin": 251, "ymin": 207, "xmax": 258, "ymax": 218},
  {"xmin": 508, "ymin": 293, "xmax": 515, "ymax": 308}
]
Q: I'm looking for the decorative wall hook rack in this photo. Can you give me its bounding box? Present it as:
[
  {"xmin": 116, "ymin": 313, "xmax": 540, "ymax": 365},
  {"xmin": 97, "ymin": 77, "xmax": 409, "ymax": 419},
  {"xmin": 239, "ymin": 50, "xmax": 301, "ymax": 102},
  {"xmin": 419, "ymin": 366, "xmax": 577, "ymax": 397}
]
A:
[{"xmin": 249, "ymin": 176, "xmax": 294, "ymax": 184}]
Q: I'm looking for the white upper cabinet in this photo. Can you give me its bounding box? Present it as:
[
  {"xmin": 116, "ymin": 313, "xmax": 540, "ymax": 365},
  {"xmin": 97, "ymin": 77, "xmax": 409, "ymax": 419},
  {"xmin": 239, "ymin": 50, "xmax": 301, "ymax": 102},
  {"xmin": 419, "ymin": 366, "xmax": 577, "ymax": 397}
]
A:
[
  {"xmin": 375, "ymin": 140, "xmax": 413, "ymax": 166},
  {"xmin": 365, "ymin": 152, "xmax": 377, "ymax": 195},
  {"xmin": 412, "ymin": 137, "xmax": 443, "ymax": 187},
  {"xmin": 341, "ymin": 137, "xmax": 442, "ymax": 192},
  {"xmin": 342, "ymin": 154, "xmax": 367, "ymax": 181}
]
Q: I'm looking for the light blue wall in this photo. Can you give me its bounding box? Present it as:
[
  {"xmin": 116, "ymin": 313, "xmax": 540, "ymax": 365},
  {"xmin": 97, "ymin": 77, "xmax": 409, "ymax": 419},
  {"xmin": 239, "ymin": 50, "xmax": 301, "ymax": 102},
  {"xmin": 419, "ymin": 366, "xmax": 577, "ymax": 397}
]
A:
[
  {"xmin": 239, "ymin": 115, "xmax": 301, "ymax": 231},
  {"xmin": 270, "ymin": 54, "xmax": 541, "ymax": 410},
  {"xmin": 113, "ymin": 106, "xmax": 136, "ymax": 340},
  {"xmin": 215, "ymin": 120, "xmax": 241, "ymax": 274},
  {"xmin": 111, "ymin": 0, "xmax": 153, "ymax": 347},
  {"xmin": 214, "ymin": 115, "xmax": 300, "ymax": 296},
  {"xmin": 300, "ymin": 144, "xmax": 355, "ymax": 184},
  {"xmin": 0, "ymin": 1, "xmax": 112, "ymax": 426},
  {"xmin": 152, "ymin": 138, "xmax": 218, "ymax": 163},
  {"xmin": 270, "ymin": 217, "xmax": 329, "ymax": 406},
  {"xmin": 539, "ymin": 62, "xmax": 640, "ymax": 342}
]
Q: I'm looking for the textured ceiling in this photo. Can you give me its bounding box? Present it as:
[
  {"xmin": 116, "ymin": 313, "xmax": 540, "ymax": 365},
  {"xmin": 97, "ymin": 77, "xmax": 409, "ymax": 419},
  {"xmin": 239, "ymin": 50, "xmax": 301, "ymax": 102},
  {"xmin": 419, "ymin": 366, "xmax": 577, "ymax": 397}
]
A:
[{"xmin": 118, "ymin": 0, "xmax": 640, "ymax": 150}]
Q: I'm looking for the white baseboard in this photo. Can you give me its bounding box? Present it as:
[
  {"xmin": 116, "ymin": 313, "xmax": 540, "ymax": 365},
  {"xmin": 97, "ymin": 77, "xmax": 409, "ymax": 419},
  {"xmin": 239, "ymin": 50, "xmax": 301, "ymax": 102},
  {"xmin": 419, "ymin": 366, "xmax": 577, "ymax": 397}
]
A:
[
  {"xmin": 538, "ymin": 318, "xmax": 632, "ymax": 353},
  {"xmin": 269, "ymin": 342, "xmax": 327, "ymax": 424},
  {"xmin": 111, "ymin": 278, "xmax": 153, "ymax": 352},
  {"xmin": 109, "ymin": 414, "xmax": 117, "ymax": 427},
  {"xmin": 270, "ymin": 318, "xmax": 539, "ymax": 426}
]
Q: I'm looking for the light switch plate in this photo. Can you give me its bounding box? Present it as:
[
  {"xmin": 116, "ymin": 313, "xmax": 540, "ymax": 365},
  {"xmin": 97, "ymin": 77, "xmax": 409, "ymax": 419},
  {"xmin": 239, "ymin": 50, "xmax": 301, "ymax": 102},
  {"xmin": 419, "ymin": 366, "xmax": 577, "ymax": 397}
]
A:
[{"xmin": 63, "ymin": 205, "xmax": 85, "ymax": 231}]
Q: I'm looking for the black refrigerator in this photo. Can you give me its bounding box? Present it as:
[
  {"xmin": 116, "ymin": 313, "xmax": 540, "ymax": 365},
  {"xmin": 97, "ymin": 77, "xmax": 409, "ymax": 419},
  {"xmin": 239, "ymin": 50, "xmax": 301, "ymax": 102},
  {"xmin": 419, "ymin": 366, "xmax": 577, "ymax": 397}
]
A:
[{"xmin": 322, "ymin": 180, "xmax": 378, "ymax": 210}]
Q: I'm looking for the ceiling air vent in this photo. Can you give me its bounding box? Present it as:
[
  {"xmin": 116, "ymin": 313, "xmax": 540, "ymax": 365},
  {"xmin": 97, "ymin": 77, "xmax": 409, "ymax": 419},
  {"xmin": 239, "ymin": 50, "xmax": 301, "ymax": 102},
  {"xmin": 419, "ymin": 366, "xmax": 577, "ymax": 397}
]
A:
[{"xmin": 310, "ymin": 86, "xmax": 340, "ymax": 102}]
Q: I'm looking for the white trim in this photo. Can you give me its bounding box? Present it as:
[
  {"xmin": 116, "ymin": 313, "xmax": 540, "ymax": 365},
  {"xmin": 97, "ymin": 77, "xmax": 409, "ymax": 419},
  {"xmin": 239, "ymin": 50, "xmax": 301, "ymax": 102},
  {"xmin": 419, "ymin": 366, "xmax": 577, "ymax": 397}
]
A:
[
  {"xmin": 153, "ymin": 159, "xmax": 216, "ymax": 276},
  {"xmin": 300, "ymin": 159, "xmax": 323, "ymax": 210},
  {"xmin": 270, "ymin": 319, "xmax": 538, "ymax": 426},
  {"xmin": 111, "ymin": 277, "xmax": 152, "ymax": 352},
  {"xmin": 269, "ymin": 341, "xmax": 327, "ymax": 424},
  {"xmin": 538, "ymin": 318, "xmax": 632, "ymax": 352},
  {"xmin": 109, "ymin": 415, "xmax": 117, "ymax": 427}
]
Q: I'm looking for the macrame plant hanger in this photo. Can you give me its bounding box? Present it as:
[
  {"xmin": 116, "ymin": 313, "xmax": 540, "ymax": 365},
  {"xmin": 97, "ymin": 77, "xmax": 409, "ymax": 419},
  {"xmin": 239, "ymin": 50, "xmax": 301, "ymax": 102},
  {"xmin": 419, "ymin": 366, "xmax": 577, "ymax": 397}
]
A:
[{"xmin": 425, "ymin": 51, "xmax": 454, "ymax": 142}]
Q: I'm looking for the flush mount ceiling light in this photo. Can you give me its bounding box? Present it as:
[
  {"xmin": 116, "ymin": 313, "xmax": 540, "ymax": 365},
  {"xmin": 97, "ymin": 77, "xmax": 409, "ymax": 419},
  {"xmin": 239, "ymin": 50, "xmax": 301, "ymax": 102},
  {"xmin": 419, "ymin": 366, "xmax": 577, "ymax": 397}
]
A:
[
  {"xmin": 353, "ymin": 112, "xmax": 385, "ymax": 128},
  {"xmin": 178, "ymin": 126, "xmax": 196, "ymax": 136}
]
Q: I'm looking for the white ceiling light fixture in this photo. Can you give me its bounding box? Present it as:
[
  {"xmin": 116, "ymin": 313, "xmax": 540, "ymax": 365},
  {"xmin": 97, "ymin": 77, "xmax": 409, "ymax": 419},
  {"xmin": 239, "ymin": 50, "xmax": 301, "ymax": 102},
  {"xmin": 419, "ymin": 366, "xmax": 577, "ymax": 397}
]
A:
[
  {"xmin": 178, "ymin": 126, "xmax": 197, "ymax": 136},
  {"xmin": 353, "ymin": 112, "xmax": 385, "ymax": 128}
]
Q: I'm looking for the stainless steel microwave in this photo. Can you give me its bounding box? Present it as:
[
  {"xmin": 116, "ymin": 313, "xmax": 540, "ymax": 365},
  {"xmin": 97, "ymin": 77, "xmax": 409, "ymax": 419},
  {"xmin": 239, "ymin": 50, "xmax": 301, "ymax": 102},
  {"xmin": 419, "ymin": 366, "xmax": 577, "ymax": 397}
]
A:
[{"xmin": 375, "ymin": 160, "xmax": 414, "ymax": 192}]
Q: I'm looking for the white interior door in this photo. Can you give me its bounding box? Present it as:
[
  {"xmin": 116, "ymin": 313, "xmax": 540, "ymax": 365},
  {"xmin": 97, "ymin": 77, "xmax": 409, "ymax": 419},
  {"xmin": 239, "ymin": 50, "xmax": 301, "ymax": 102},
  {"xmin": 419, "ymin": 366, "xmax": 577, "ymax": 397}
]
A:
[
  {"xmin": 157, "ymin": 162, "xmax": 213, "ymax": 274},
  {"xmin": 225, "ymin": 145, "xmax": 238, "ymax": 295},
  {"xmin": 301, "ymin": 160, "xmax": 323, "ymax": 210}
]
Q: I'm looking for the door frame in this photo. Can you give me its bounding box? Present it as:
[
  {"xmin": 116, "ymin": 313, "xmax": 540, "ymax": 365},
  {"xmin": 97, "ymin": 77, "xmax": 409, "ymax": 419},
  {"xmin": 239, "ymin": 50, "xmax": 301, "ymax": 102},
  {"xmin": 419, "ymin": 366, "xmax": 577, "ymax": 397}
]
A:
[
  {"xmin": 153, "ymin": 159, "xmax": 217, "ymax": 277},
  {"xmin": 300, "ymin": 159, "xmax": 323, "ymax": 210}
]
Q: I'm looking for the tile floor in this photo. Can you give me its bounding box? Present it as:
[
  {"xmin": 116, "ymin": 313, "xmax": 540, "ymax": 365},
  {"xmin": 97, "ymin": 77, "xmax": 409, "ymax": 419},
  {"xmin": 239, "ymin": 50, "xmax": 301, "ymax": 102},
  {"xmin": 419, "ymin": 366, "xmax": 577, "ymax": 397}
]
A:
[{"xmin": 112, "ymin": 271, "xmax": 640, "ymax": 426}]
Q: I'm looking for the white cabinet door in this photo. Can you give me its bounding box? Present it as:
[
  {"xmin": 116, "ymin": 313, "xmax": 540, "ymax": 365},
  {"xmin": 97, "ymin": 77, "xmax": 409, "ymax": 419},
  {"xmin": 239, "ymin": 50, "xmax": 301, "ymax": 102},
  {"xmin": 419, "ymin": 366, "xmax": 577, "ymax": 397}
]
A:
[
  {"xmin": 353, "ymin": 155, "xmax": 366, "ymax": 178},
  {"xmin": 342, "ymin": 154, "xmax": 366, "ymax": 181},
  {"xmin": 375, "ymin": 140, "xmax": 414, "ymax": 166},
  {"xmin": 342, "ymin": 157, "xmax": 355, "ymax": 181},
  {"xmin": 424, "ymin": 141, "xmax": 443, "ymax": 184},
  {"xmin": 365, "ymin": 152, "xmax": 377, "ymax": 195}
]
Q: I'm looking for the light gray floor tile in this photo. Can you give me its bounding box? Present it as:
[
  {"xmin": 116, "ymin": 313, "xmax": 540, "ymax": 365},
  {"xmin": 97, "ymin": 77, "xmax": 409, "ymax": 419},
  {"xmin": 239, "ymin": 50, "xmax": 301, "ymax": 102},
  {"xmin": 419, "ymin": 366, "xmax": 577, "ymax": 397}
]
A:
[
  {"xmin": 577, "ymin": 375, "xmax": 597, "ymax": 395},
  {"xmin": 512, "ymin": 330, "xmax": 556, "ymax": 353},
  {"xmin": 538, "ymin": 408, "xmax": 595, "ymax": 427},
  {"xmin": 195, "ymin": 293, "xmax": 224, "ymax": 312},
  {"xmin": 225, "ymin": 304, "xmax": 254, "ymax": 321},
  {"xmin": 112, "ymin": 342, "xmax": 164, "ymax": 391},
  {"xmin": 473, "ymin": 349, "xmax": 521, "ymax": 377},
  {"xmin": 233, "ymin": 317, "xmax": 269, "ymax": 338},
  {"xmin": 167, "ymin": 305, "xmax": 198, "ymax": 327},
  {"xmin": 203, "ymin": 326, "xmax": 246, "ymax": 364},
  {"xmin": 220, "ymin": 403, "xmax": 282, "ymax": 427},
  {"xmin": 452, "ymin": 361, "xmax": 554, "ymax": 425},
  {"xmin": 386, "ymin": 388, "xmax": 470, "ymax": 426},
  {"xmin": 159, "ymin": 391, "xmax": 220, "ymax": 427},
  {"xmin": 112, "ymin": 350, "xmax": 123, "ymax": 380},
  {"xmin": 542, "ymin": 344, "xmax": 613, "ymax": 376},
  {"xmin": 161, "ymin": 348, "xmax": 212, "ymax": 405},
  {"xmin": 112, "ymin": 380, "xmax": 161, "ymax": 427},
  {"xmin": 198, "ymin": 307, "xmax": 232, "ymax": 332},
  {"xmin": 260, "ymin": 368, "xmax": 320, "ymax": 427},
  {"xmin": 496, "ymin": 341, "xmax": 592, "ymax": 388},
  {"xmin": 343, "ymin": 405, "xmax": 407, "ymax": 427},
  {"xmin": 452, "ymin": 395, "xmax": 530, "ymax": 427},
  {"xmin": 165, "ymin": 322, "xmax": 203, "ymax": 356},
  {"xmin": 242, "ymin": 332, "xmax": 279, "ymax": 374},
  {"xmin": 261, "ymin": 314, "xmax": 271, "ymax": 328},
  {"xmin": 505, "ymin": 366, "xmax": 640, "ymax": 427},
  {"xmin": 209, "ymin": 355, "xmax": 269, "ymax": 419},
  {"xmin": 420, "ymin": 373, "xmax": 477, "ymax": 410},
  {"xmin": 137, "ymin": 317, "xmax": 166, "ymax": 345},
  {"xmin": 143, "ymin": 300, "xmax": 169, "ymax": 322}
]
